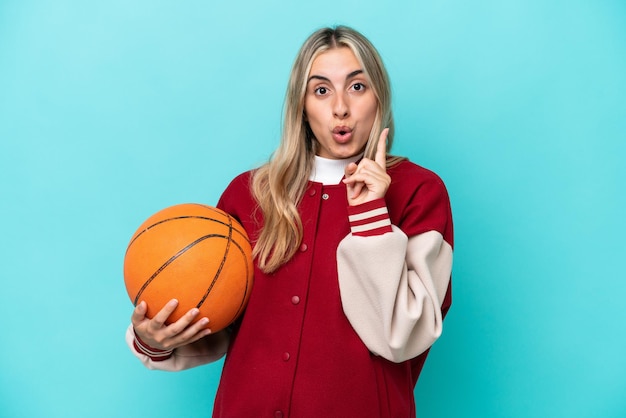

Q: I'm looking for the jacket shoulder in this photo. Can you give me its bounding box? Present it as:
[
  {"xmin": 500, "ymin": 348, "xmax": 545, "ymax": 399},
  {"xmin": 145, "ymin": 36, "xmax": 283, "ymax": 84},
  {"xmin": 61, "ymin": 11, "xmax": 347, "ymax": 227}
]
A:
[{"xmin": 388, "ymin": 159, "xmax": 447, "ymax": 189}]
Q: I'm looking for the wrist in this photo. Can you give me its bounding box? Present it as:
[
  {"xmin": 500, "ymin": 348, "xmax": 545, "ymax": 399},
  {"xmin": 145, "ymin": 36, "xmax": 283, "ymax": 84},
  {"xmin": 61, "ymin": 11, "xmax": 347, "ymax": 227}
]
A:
[
  {"xmin": 133, "ymin": 329, "xmax": 174, "ymax": 362},
  {"xmin": 347, "ymin": 198, "xmax": 392, "ymax": 237}
]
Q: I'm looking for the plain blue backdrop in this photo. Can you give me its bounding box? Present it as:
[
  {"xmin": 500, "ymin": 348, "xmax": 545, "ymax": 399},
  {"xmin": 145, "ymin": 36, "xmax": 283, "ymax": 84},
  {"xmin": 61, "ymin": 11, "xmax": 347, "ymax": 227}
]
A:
[{"xmin": 1, "ymin": 1, "xmax": 625, "ymax": 417}]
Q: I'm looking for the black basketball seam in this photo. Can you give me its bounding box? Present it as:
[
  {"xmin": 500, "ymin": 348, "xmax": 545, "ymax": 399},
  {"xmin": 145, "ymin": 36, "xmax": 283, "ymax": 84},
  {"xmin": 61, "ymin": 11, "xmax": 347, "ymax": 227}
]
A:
[
  {"xmin": 197, "ymin": 234, "xmax": 251, "ymax": 328},
  {"xmin": 195, "ymin": 216, "xmax": 232, "ymax": 309},
  {"xmin": 193, "ymin": 206, "xmax": 251, "ymax": 325},
  {"xmin": 223, "ymin": 240, "xmax": 252, "ymax": 325}
]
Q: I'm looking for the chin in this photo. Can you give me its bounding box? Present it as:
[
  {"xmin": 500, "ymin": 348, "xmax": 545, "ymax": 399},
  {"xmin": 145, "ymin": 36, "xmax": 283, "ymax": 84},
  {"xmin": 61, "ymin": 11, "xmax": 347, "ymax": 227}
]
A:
[
  {"xmin": 317, "ymin": 143, "xmax": 362, "ymax": 159},
  {"xmin": 328, "ymin": 152, "xmax": 355, "ymax": 160},
  {"xmin": 332, "ymin": 146, "xmax": 362, "ymax": 159}
]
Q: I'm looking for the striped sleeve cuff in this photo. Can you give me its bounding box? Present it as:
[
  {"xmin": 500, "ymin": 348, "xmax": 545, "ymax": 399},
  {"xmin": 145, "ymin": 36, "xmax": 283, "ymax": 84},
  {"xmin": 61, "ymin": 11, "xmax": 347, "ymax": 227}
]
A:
[
  {"xmin": 133, "ymin": 330, "xmax": 174, "ymax": 362},
  {"xmin": 347, "ymin": 199, "xmax": 393, "ymax": 237}
]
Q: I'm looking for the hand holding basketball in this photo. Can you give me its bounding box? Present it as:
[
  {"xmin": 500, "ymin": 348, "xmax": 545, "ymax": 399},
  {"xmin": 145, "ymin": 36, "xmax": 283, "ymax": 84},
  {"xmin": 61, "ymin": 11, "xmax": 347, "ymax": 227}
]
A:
[{"xmin": 131, "ymin": 299, "xmax": 212, "ymax": 351}]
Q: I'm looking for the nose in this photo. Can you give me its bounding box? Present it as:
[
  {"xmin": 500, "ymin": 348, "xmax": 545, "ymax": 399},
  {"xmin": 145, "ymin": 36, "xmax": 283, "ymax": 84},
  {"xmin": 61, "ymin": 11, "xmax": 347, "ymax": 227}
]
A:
[{"xmin": 333, "ymin": 92, "xmax": 349, "ymax": 119}]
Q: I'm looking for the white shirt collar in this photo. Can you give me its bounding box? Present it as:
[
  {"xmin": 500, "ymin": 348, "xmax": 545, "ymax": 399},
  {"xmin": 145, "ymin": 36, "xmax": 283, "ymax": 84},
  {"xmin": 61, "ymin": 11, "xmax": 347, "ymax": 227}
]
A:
[{"xmin": 309, "ymin": 153, "xmax": 363, "ymax": 185}]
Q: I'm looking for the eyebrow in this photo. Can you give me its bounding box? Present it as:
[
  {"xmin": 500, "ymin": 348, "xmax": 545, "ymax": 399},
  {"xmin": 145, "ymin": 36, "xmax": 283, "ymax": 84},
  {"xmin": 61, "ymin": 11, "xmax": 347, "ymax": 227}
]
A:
[{"xmin": 307, "ymin": 69, "xmax": 364, "ymax": 84}]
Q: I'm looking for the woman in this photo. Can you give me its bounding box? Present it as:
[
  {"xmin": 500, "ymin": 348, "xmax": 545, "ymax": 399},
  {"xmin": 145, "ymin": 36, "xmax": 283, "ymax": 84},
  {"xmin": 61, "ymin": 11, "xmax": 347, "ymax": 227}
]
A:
[{"xmin": 127, "ymin": 25, "xmax": 453, "ymax": 418}]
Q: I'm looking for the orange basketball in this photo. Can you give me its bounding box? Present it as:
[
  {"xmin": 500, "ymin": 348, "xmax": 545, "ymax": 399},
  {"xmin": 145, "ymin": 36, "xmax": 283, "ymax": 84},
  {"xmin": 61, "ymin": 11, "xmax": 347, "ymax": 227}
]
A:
[{"xmin": 123, "ymin": 203, "xmax": 253, "ymax": 332}]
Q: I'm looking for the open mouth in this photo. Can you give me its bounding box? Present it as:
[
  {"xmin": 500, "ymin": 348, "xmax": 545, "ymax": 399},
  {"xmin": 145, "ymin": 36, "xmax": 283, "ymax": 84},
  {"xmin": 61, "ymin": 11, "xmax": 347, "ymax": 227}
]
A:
[{"xmin": 332, "ymin": 126, "xmax": 353, "ymax": 142}]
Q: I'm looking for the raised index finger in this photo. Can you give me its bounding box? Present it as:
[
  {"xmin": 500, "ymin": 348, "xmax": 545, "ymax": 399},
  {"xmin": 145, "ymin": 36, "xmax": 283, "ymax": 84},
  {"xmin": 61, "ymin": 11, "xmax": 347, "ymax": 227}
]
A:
[{"xmin": 375, "ymin": 128, "xmax": 389, "ymax": 169}]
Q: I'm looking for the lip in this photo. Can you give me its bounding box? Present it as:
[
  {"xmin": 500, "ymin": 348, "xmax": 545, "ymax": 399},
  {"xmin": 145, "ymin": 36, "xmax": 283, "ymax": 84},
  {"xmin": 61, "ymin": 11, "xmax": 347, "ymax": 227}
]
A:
[{"xmin": 332, "ymin": 126, "xmax": 353, "ymax": 143}]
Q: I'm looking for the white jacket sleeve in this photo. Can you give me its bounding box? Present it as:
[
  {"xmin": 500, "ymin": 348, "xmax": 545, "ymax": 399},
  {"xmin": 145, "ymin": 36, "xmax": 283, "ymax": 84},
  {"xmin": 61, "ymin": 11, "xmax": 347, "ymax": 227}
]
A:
[
  {"xmin": 337, "ymin": 199, "xmax": 452, "ymax": 363},
  {"xmin": 125, "ymin": 324, "xmax": 229, "ymax": 371}
]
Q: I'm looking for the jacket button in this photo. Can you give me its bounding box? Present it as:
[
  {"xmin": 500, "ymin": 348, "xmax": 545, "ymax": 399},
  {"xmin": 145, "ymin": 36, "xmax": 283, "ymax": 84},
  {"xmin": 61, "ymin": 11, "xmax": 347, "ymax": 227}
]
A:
[
  {"xmin": 274, "ymin": 411, "xmax": 284, "ymax": 418},
  {"xmin": 309, "ymin": 189, "xmax": 316, "ymax": 196},
  {"xmin": 299, "ymin": 243, "xmax": 308, "ymax": 252},
  {"xmin": 291, "ymin": 296, "xmax": 300, "ymax": 305},
  {"xmin": 322, "ymin": 193, "xmax": 329, "ymax": 200},
  {"xmin": 283, "ymin": 352, "xmax": 290, "ymax": 361}
]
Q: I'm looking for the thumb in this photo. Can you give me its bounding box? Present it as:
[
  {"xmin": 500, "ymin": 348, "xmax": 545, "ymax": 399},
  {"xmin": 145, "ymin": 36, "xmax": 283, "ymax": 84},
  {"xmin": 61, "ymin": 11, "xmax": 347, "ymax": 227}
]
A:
[
  {"xmin": 344, "ymin": 161, "xmax": 358, "ymax": 177},
  {"xmin": 131, "ymin": 301, "xmax": 148, "ymax": 324}
]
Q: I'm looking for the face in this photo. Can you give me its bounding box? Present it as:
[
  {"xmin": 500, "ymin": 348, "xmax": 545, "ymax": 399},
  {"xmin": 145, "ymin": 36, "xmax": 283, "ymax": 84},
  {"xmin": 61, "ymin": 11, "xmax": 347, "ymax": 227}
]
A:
[{"xmin": 304, "ymin": 47, "xmax": 378, "ymax": 159}]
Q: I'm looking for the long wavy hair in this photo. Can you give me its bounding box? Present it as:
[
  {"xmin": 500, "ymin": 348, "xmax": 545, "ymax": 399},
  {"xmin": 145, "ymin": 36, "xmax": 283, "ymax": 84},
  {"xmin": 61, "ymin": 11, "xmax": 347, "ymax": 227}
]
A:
[{"xmin": 251, "ymin": 26, "xmax": 399, "ymax": 273}]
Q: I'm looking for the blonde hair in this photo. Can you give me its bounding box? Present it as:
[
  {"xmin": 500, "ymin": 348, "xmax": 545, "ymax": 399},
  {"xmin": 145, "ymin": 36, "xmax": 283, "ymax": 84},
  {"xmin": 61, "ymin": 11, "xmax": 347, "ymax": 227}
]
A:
[{"xmin": 251, "ymin": 26, "xmax": 400, "ymax": 273}]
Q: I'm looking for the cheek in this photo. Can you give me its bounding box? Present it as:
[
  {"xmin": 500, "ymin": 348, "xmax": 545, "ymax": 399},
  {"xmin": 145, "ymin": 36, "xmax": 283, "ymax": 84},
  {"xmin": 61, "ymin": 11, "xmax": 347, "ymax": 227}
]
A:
[
  {"xmin": 355, "ymin": 93, "xmax": 378, "ymax": 120},
  {"xmin": 360, "ymin": 100, "xmax": 378, "ymax": 127},
  {"xmin": 304, "ymin": 101, "xmax": 325, "ymax": 127}
]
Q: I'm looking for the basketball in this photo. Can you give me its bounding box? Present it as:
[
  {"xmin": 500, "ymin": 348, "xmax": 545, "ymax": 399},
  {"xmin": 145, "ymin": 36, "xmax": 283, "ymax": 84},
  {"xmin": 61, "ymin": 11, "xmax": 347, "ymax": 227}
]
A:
[{"xmin": 123, "ymin": 203, "xmax": 253, "ymax": 332}]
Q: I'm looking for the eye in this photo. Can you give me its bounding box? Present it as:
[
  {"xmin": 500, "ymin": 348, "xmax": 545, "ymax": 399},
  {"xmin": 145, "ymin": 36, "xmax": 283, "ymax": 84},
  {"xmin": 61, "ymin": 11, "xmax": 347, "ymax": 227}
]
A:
[
  {"xmin": 314, "ymin": 86, "xmax": 329, "ymax": 96},
  {"xmin": 351, "ymin": 82, "xmax": 366, "ymax": 92}
]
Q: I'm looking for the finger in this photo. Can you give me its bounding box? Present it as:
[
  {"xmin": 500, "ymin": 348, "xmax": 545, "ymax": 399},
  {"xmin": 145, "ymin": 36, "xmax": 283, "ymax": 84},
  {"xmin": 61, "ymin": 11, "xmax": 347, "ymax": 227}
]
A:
[
  {"xmin": 343, "ymin": 160, "xmax": 374, "ymax": 185},
  {"xmin": 131, "ymin": 301, "xmax": 148, "ymax": 325},
  {"xmin": 375, "ymin": 128, "xmax": 389, "ymax": 168},
  {"xmin": 350, "ymin": 182, "xmax": 365, "ymax": 199},
  {"xmin": 185, "ymin": 326, "xmax": 214, "ymax": 345},
  {"xmin": 344, "ymin": 165, "xmax": 384, "ymax": 183},
  {"xmin": 167, "ymin": 307, "xmax": 202, "ymax": 335},
  {"xmin": 150, "ymin": 299, "xmax": 179, "ymax": 329},
  {"xmin": 344, "ymin": 162, "xmax": 358, "ymax": 178},
  {"xmin": 167, "ymin": 316, "xmax": 211, "ymax": 348},
  {"xmin": 183, "ymin": 317, "xmax": 212, "ymax": 339}
]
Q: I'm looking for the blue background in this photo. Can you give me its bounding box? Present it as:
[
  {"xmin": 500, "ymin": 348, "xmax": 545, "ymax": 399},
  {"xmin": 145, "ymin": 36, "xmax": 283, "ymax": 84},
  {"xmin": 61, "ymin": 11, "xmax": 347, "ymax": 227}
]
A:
[{"xmin": 1, "ymin": 1, "xmax": 625, "ymax": 417}]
